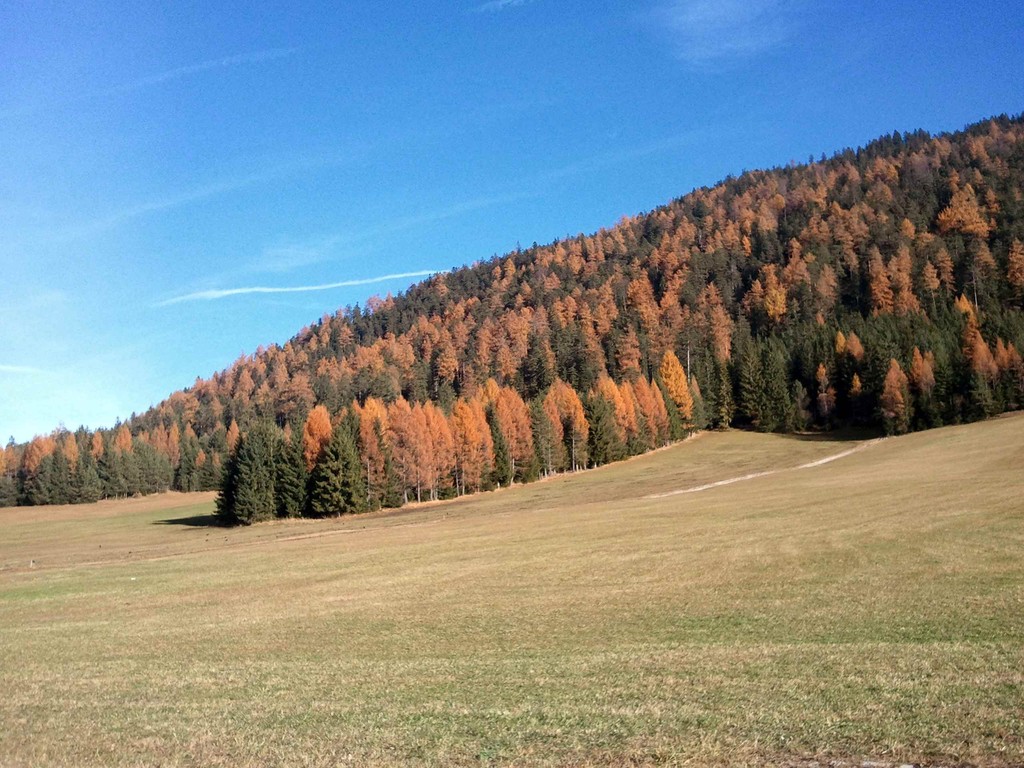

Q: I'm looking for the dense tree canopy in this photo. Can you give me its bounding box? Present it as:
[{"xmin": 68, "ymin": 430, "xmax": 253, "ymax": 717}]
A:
[{"xmin": 6, "ymin": 115, "xmax": 1024, "ymax": 516}]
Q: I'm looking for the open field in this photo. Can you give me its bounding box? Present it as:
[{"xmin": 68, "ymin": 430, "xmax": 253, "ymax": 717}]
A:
[{"xmin": 1, "ymin": 417, "xmax": 1022, "ymax": 767}]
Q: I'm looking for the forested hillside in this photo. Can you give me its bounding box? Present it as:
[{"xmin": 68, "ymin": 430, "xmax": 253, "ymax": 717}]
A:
[{"xmin": 4, "ymin": 114, "xmax": 1024, "ymax": 517}]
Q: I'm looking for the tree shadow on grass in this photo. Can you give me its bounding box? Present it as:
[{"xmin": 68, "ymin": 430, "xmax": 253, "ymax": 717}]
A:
[
  {"xmin": 154, "ymin": 513, "xmax": 225, "ymax": 527},
  {"xmin": 778, "ymin": 427, "xmax": 882, "ymax": 443}
]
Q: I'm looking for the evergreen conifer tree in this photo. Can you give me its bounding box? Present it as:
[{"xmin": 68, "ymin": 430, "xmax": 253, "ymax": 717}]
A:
[
  {"xmin": 175, "ymin": 432, "xmax": 200, "ymax": 492},
  {"xmin": 760, "ymin": 342, "xmax": 793, "ymax": 432},
  {"xmin": 530, "ymin": 398, "xmax": 558, "ymax": 477},
  {"xmin": 99, "ymin": 445, "xmax": 127, "ymax": 499},
  {"xmin": 709, "ymin": 359, "xmax": 735, "ymax": 428},
  {"xmin": 75, "ymin": 453, "xmax": 103, "ymax": 503},
  {"xmin": 275, "ymin": 431, "xmax": 307, "ymax": 518},
  {"xmin": 739, "ymin": 344, "xmax": 765, "ymax": 428},
  {"xmin": 226, "ymin": 422, "xmax": 279, "ymax": 525},
  {"xmin": 22, "ymin": 455, "xmax": 53, "ymax": 506},
  {"xmin": 487, "ymin": 406, "xmax": 511, "ymax": 488},
  {"xmin": 586, "ymin": 393, "xmax": 625, "ymax": 466},
  {"xmin": 307, "ymin": 424, "xmax": 366, "ymax": 517},
  {"xmin": 215, "ymin": 450, "xmax": 239, "ymax": 524},
  {"xmin": 658, "ymin": 379, "xmax": 685, "ymax": 440},
  {"xmin": 0, "ymin": 473, "xmax": 17, "ymax": 507},
  {"xmin": 790, "ymin": 380, "xmax": 811, "ymax": 431},
  {"xmin": 48, "ymin": 450, "xmax": 71, "ymax": 505}
]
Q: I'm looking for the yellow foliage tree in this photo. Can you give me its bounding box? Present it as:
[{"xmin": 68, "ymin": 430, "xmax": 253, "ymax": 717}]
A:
[{"xmin": 658, "ymin": 350, "xmax": 693, "ymax": 423}]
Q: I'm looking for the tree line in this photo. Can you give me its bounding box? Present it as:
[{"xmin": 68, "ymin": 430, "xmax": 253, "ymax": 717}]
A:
[
  {"xmin": 217, "ymin": 367, "xmax": 691, "ymax": 523},
  {"xmin": 4, "ymin": 114, "xmax": 1024, "ymax": 512}
]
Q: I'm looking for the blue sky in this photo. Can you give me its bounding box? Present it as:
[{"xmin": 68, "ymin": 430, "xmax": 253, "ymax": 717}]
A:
[{"xmin": 1, "ymin": 0, "xmax": 1022, "ymax": 443}]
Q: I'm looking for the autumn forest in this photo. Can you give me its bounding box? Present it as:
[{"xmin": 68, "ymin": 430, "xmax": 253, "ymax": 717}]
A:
[{"xmin": 4, "ymin": 115, "xmax": 1024, "ymax": 521}]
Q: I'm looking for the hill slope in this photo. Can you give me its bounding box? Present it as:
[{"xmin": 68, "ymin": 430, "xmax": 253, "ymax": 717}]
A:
[
  {"xmin": 4, "ymin": 113, "xmax": 1024, "ymax": 510},
  {"xmin": 2, "ymin": 414, "xmax": 1022, "ymax": 765}
]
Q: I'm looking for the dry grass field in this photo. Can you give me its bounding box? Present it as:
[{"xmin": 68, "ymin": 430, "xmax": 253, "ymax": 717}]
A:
[{"xmin": 1, "ymin": 415, "xmax": 1022, "ymax": 767}]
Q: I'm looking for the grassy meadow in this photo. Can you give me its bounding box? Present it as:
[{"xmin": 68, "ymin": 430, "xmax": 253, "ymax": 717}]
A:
[{"xmin": 1, "ymin": 416, "xmax": 1022, "ymax": 766}]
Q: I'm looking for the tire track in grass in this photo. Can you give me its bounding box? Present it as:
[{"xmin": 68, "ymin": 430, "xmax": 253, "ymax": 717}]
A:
[{"xmin": 644, "ymin": 438, "xmax": 882, "ymax": 499}]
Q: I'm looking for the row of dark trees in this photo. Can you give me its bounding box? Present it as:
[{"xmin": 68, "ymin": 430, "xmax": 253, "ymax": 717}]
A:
[{"xmin": 0, "ymin": 423, "xmax": 223, "ymax": 508}]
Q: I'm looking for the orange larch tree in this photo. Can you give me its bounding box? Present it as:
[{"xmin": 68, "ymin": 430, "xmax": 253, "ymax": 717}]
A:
[
  {"xmin": 867, "ymin": 248, "xmax": 894, "ymax": 315},
  {"xmin": 22, "ymin": 435, "xmax": 56, "ymax": 475},
  {"xmin": 658, "ymin": 350, "xmax": 693, "ymax": 425},
  {"xmin": 62, "ymin": 433, "xmax": 79, "ymax": 470},
  {"xmin": 493, "ymin": 386, "xmax": 534, "ymax": 484},
  {"xmin": 113, "ymin": 425, "xmax": 133, "ymax": 454},
  {"xmin": 596, "ymin": 376, "xmax": 632, "ymax": 447},
  {"xmin": 880, "ymin": 359, "xmax": 911, "ymax": 434},
  {"xmin": 450, "ymin": 400, "xmax": 494, "ymax": 495},
  {"xmin": 909, "ymin": 347, "xmax": 936, "ymax": 396},
  {"xmin": 616, "ymin": 327, "xmax": 643, "ymax": 381},
  {"xmin": 936, "ymin": 184, "xmax": 991, "ymax": 239},
  {"xmin": 90, "ymin": 431, "xmax": 105, "ymax": 460},
  {"xmin": 226, "ymin": 420, "xmax": 241, "ymax": 454},
  {"xmin": 302, "ymin": 405, "xmax": 333, "ymax": 471},
  {"xmin": 698, "ymin": 284, "xmax": 733, "ymax": 362},
  {"xmin": 890, "ymin": 245, "xmax": 922, "ymax": 316},
  {"xmin": 845, "ymin": 332, "xmax": 865, "ymax": 362},
  {"xmin": 1008, "ymin": 239, "xmax": 1024, "ymax": 299},
  {"xmin": 761, "ymin": 264, "xmax": 788, "ymax": 324},
  {"xmin": 544, "ymin": 379, "xmax": 589, "ymax": 471},
  {"xmin": 422, "ymin": 401, "xmax": 455, "ymax": 501},
  {"xmin": 353, "ymin": 397, "xmax": 390, "ymax": 508}
]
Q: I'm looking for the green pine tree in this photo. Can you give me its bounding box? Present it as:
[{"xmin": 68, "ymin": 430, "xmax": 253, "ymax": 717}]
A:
[
  {"xmin": 99, "ymin": 445, "xmax": 127, "ymax": 499},
  {"xmin": 48, "ymin": 450, "xmax": 71, "ymax": 505},
  {"xmin": 487, "ymin": 405, "xmax": 511, "ymax": 488},
  {"xmin": 0, "ymin": 473, "xmax": 17, "ymax": 507},
  {"xmin": 307, "ymin": 424, "xmax": 366, "ymax": 518},
  {"xmin": 175, "ymin": 431, "xmax": 200, "ymax": 492},
  {"xmin": 657, "ymin": 378, "xmax": 685, "ymax": 441},
  {"xmin": 710, "ymin": 359, "xmax": 735, "ymax": 429},
  {"xmin": 586, "ymin": 393, "xmax": 625, "ymax": 466},
  {"xmin": 530, "ymin": 397, "xmax": 558, "ymax": 476},
  {"xmin": 221, "ymin": 422, "xmax": 278, "ymax": 525},
  {"xmin": 790, "ymin": 380, "xmax": 811, "ymax": 431},
  {"xmin": 74, "ymin": 453, "xmax": 103, "ymax": 504},
  {"xmin": 21, "ymin": 455, "xmax": 53, "ymax": 506},
  {"xmin": 739, "ymin": 344, "xmax": 766, "ymax": 428},
  {"xmin": 760, "ymin": 342, "xmax": 792, "ymax": 433},
  {"xmin": 275, "ymin": 432, "xmax": 307, "ymax": 518}
]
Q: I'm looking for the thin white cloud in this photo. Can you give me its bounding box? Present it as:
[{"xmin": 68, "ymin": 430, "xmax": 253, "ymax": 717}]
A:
[
  {"xmin": 84, "ymin": 172, "xmax": 275, "ymax": 234},
  {"xmin": 158, "ymin": 270, "xmax": 443, "ymax": 306},
  {"xmin": 1, "ymin": 47, "xmax": 299, "ymax": 119},
  {"xmin": 236, "ymin": 189, "xmax": 534, "ymax": 277},
  {"xmin": 659, "ymin": 0, "xmax": 796, "ymax": 66},
  {"xmin": 475, "ymin": 0, "xmax": 533, "ymax": 12},
  {"xmin": 123, "ymin": 48, "xmax": 297, "ymax": 91},
  {"xmin": 43, "ymin": 155, "xmax": 347, "ymax": 244},
  {"xmin": 0, "ymin": 364, "xmax": 46, "ymax": 375},
  {"xmin": 537, "ymin": 130, "xmax": 710, "ymax": 185}
]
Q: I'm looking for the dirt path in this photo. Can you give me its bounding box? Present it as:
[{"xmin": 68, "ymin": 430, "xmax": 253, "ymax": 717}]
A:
[{"xmin": 644, "ymin": 438, "xmax": 882, "ymax": 499}]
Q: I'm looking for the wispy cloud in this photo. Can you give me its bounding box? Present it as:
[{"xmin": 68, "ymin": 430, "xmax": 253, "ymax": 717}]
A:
[
  {"xmin": 658, "ymin": 0, "xmax": 797, "ymax": 66},
  {"xmin": 1, "ymin": 47, "xmax": 299, "ymax": 119},
  {"xmin": 235, "ymin": 189, "xmax": 534, "ymax": 278},
  {"xmin": 0, "ymin": 364, "xmax": 47, "ymax": 375},
  {"xmin": 158, "ymin": 270, "xmax": 443, "ymax": 306},
  {"xmin": 537, "ymin": 130, "xmax": 710, "ymax": 186},
  {"xmin": 239, "ymin": 135, "xmax": 702, "ymax": 278},
  {"xmin": 79, "ymin": 171, "xmax": 280, "ymax": 236},
  {"xmin": 123, "ymin": 48, "xmax": 297, "ymax": 92},
  {"xmin": 474, "ymin": 0, "xmax": 533, "ymax": 12},
  {"xmin": 40, "ymin": 154, "xmax": 350, "ymax": 244}
]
